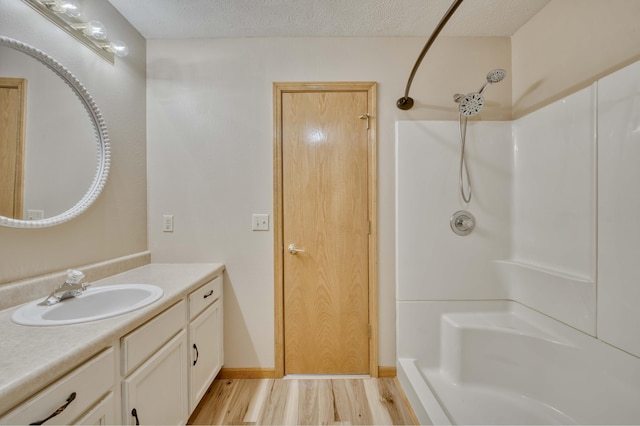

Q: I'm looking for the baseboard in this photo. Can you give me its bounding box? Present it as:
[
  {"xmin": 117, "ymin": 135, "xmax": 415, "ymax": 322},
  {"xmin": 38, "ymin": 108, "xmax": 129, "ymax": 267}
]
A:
[
  {"xmin": 378, "ymin": 366, "xmax": 397, "ymax": 378},
  {"xmin": 217, "ymin": 368, "xmax": 276, "ymax": 379},
  {"xmin": 217, "ymin": 366, "xmax": 396, "ymax": 379},
  {"xmin": 394, "ymin": 377, "xmax": 420, "ymax": 425}
]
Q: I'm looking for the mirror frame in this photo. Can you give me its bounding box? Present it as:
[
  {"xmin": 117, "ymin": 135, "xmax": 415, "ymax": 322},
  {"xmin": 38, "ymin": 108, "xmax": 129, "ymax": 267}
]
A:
[{"xmin": 0, "ymin": 36, "xmax": 110, "ymax": 228}]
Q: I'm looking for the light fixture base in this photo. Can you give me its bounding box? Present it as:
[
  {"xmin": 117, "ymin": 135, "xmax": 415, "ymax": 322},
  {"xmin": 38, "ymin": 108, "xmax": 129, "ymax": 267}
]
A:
[
  {"xmin": 396, "ymin": 97, "xmax": 415, "ymax": 110},
  {"xmin": 21, "ymin": 0, "xmax": 115, "ymax": 64}
]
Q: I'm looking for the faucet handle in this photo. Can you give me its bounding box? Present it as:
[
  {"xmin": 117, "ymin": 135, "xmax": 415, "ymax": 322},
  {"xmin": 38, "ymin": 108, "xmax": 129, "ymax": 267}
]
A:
[{"xmin": 66, "ymin": 269, "xmax": 85, "ymax": 284}]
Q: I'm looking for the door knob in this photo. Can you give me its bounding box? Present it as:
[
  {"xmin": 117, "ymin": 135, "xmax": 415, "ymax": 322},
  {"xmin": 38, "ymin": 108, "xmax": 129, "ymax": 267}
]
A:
[{"xmin": 288, "ymin": 244, "xmax": 305, "ymax": 255}]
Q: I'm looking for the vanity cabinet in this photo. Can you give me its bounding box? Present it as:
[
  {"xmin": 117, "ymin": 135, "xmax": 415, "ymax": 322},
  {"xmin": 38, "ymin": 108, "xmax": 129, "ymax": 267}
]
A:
[
  {"xmin": 0, "ymin": 265, "xmax": 225, "ymax": 425},
  {"xmin": 0, "ymin": 348, "xmax": 116, "ymax": 425},
  {"xmin": 188, "ymin": 276, "xmax": 224, "ymax": 412},
  {"xmin": 121, "ymin": 301, "xmax": 188, "ymax": 425}
]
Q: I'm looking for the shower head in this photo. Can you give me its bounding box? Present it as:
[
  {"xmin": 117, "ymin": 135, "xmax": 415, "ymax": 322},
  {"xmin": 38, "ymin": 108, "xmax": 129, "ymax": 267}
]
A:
[
  {"xmin": 478, "ymin": 68, "xmax": 507, "ymax": 94},
  {"xmin": 487, "ymin": 69, "xmax": 507, "ymax": 83},
  {"xmin": 458, "ymin": 92, "xmax": 485, "ymax": 117},
  {"xmin": 455, "ymin": 68, "xmax": 507, "ymax": 117}
]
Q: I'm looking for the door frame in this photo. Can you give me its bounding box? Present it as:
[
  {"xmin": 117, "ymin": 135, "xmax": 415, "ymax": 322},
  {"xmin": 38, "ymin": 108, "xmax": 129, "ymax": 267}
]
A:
[
  {"xmin": 0, "ymin": 77, "xmax": 26, "ymax": 219},
  {"xmin": 273, "ymin": 82, "xmax": 378, "ymax": 378}
]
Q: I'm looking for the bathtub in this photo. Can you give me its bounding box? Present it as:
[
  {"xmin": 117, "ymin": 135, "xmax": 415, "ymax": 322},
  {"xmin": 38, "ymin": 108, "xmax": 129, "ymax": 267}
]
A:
[{"xmin": 397, "ymin": 301, "xmax": 640, "ymax": 425}]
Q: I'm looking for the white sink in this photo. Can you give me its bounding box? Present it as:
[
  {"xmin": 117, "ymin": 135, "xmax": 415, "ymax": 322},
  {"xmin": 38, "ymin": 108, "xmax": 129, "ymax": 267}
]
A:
[{"xmin": 12, "ymin": 284, "xmax": 163, "ymax": 326}]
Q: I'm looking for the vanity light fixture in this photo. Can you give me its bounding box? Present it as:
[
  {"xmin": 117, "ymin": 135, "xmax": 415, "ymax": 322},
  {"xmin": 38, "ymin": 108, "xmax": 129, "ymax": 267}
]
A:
[
  {"xmin": 21, "ymin": 0, "xmax": 129, "ymax": 64},
  {"xmin": 42, "ymin": 0, "xmax": 80, "ymax": 18},
  {"xmin": 72, "ymin": 20, "xmax": 108, "ymax": 40},
  {"xmin": 101, "ymin": 40, "xmax": 129, "ymax": 58}
]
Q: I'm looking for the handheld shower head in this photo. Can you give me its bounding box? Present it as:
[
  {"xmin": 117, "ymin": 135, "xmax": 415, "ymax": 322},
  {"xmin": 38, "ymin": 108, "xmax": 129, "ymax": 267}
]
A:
[
  {"xmin": 487, "ymin": 69, "xmax": 507, "ymax": 83},
  {"xmin": 458, "ymin": 93, "xmax": 485, "ymax": 117},
  {"xmin": 478, "ymin": 68, "xmax": 507, "ymax": 94},
  {"xmin": 455, "ymin": 69, "xmax": 507, "ymax": 117},
  {"xmin": 454, "ymin": 69, "xmax": 507, "ymax": 203}
]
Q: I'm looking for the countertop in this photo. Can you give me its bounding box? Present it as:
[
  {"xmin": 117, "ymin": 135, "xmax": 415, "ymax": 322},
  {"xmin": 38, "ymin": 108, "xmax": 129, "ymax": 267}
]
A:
[{"xmin": 0, "ymin": 262, "xmax": 224, "ymax": 415}]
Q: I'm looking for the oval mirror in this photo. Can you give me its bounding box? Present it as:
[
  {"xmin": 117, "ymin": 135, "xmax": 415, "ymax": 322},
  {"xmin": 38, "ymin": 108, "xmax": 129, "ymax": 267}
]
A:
[{"xmin": 0, "ymin": 36, "xmax": 109, "ymax": 228}]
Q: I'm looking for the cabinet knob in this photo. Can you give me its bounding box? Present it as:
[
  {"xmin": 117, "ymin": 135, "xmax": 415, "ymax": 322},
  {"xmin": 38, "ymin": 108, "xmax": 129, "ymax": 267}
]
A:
[
  {"xmin": 193, "ymin": 343, "xmax": 199, "ymax": 366},
  {"xmin": 131, "ymin": 408, "xmax": 140, "ymax": 425}
]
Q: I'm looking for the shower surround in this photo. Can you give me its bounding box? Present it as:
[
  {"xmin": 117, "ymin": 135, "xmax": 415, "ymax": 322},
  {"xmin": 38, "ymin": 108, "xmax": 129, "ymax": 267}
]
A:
[{"xmin": 396, "ymin": 59, "xmax": 640, "ymax": 424}]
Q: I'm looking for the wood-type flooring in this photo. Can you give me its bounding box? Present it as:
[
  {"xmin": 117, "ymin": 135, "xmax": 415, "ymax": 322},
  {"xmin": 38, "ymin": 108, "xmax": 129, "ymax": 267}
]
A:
[{"xmin": 188, "ymin": 377, "xmax": 417, "ymax": 425}]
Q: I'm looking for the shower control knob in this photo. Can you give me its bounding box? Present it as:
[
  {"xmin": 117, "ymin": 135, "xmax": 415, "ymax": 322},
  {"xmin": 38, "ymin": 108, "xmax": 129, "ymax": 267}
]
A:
[
  {"xmin": 457, "ymin": 217, "xmax": 470, "ymax": 228},
  {"xmin": 450, "ymin": 210, "xmax": 475, "ymax": 236}
]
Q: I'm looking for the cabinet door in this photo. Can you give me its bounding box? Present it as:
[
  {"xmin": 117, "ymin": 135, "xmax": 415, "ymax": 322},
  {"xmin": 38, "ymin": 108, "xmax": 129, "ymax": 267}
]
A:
[
  {"xmin": 75, "ymin": 392, "xmax": 116, "ymax": 425},
  {"xmin": 122, "ymin": 330, "xmax": 188, "ymax": 425},
  {"xmin": 189, "ymin": 300, "xmax": 223, "ymax": 412}
]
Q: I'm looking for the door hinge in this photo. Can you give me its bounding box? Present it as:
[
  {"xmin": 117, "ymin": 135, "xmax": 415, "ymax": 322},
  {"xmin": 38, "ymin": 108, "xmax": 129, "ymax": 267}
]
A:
[
  {"xmin": 368, "ymin": 220, "xmax": 371, "ymax": 235},
  {"xmin": 368, "ymin": 324, "xmax": 371, "ymax": 339}
]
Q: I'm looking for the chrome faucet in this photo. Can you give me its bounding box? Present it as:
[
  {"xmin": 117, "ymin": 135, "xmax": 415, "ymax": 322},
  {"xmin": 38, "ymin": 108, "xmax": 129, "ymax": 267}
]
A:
[{"xmin": 38, "ymin": 269, "xmax": 91, "ymax": 306}]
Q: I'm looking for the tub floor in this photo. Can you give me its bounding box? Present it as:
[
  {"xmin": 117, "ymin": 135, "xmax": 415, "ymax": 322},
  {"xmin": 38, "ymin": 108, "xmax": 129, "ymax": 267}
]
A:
[
  {"xmin": 421, "ymin": 367, "xmax": 576, "ymax": 425},
  {"xmin": 398, "ymin": 301, "xmax": 640, "ymax": 425}
]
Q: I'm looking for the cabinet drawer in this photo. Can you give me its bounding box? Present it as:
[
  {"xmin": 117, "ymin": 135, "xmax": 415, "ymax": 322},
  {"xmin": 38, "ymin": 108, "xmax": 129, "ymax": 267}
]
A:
[
  {"xmin": 0, "ymin": 348, "xmax": 114, "ymax": 425},
  {"xmin": 121, "ymin": 300, "xmax": 185, "ymax": 376},
  {"xmin": 189, "ymin": 276, "xmax": 222, "ymax": 319}
]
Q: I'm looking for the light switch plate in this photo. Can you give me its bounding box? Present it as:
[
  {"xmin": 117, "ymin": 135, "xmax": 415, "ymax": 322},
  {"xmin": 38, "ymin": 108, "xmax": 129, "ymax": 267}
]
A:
[
  {"xmin": 27, "ymin": 210, "xmax": 44, "ymax": 220},
  {"xmin": 252, "ymin": 214, "xmax": 269, "ymax": 231}
]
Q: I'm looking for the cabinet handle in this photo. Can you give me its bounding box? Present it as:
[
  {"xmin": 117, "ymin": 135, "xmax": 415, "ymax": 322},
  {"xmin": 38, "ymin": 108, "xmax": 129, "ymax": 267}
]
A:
[
  {"xmin": 131, "ymin": 408, "xmax": 140, "ymax": 425},
  {"xmin": 193, "ymin": 343, "xmax": 199, "ymax": 366},
  {"xmin": 203, "ymin": 290, "xmax": 214, "ymax": 299},
  {"xmin": 29, "ymin": 392, "xmax": 76, "ymax": 425}
]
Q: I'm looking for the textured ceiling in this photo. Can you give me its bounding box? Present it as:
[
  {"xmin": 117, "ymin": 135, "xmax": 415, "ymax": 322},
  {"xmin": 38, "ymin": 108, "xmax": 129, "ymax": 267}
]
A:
[{"xmin": 106, "ymin": 0, "xmax": 552, "ymax": 39}]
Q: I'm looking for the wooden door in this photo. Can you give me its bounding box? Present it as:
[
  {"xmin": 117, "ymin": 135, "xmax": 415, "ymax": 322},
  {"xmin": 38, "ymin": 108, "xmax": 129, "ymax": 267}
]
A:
[
  {"xmin": 274, "ymin": 82, "xmax": 377, "ymax": 376},
  {"xmin": 0, "ymin": 78, "xmax": 26, "ymax": 219}
]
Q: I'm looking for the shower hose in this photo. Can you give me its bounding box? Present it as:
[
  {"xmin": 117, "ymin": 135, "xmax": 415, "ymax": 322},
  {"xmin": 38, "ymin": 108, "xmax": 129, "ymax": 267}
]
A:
[{"xmin": 458, "ymin": 113, "xmax": 472, "ymax": 203}]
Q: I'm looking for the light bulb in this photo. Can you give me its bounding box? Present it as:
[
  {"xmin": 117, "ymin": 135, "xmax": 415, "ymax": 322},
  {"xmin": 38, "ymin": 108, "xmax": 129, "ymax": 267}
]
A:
[
  {"xmin": 85, "ymin": 20, "xmax": 107, "ymax": 40},
  {"xmin": 59, "ymin": 0, "xmax": 80, "ymax": 18},
  {"xmin": 42, "ymin": 0, "xmax": 80, "ymax": 18},
  {"xmin": 110, "ymin": 40, "xmax": 129, "ymax": 57}
]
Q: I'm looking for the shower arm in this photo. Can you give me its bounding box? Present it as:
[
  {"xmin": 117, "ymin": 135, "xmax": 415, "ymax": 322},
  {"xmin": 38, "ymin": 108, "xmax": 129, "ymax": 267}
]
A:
[{"xmin": 396, "ymin": 0, "xmax": 464, "ymax": 110}]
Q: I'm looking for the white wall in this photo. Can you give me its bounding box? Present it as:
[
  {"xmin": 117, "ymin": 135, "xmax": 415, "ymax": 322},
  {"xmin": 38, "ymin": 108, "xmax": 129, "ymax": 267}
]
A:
[
  {"xmin": 507, "ymin": 85, "xmax": 597, "ymax": 334},
  {"xmin": 507, "ymin": 63, "xmax": 640, "ymax": 354},
  {"xmin": 146, "ymin": 37, "xmax": 511, "ymax": 368},
  {"xmin": 0, "ymin": 1, "xmax": 147, "ymax": 284},
  {"xmin": 397, "ymin": 60, "xmax": 640, "ymax": 358},
  {"xmin": 511, "ymin": 0, "xmax": 640, "ymax": 118},
  {"xmin": 598, "ymin": 60, "xmax": 640, "ymax": 356},
  {"xmin": 512, "ymin": 87, "xmax": 596, "ymax": 278},
  {"xmin": 396, "ymin": 121, "xmax": 512, "ymax": 301}
]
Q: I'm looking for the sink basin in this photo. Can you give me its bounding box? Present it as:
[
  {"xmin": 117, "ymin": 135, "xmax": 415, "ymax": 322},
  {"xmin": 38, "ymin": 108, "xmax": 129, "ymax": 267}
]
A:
[{"xmin": 12, "ymin": 284, "xmax": 163, "ymax": 326}]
